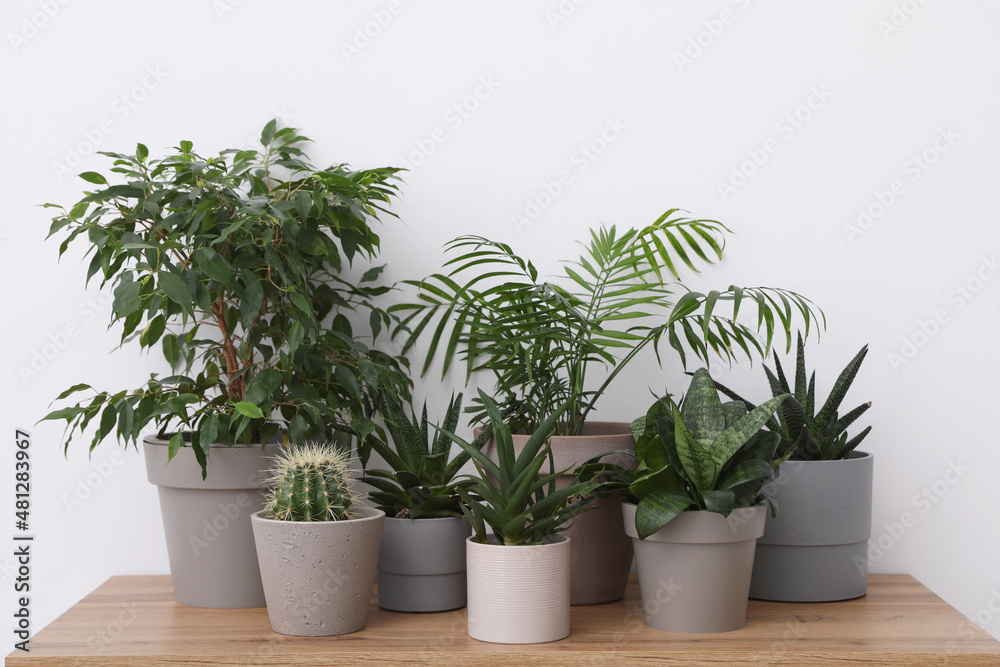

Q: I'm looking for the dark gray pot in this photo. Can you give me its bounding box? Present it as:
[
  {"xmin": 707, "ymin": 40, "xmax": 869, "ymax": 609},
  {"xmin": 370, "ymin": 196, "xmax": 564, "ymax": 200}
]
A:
[
  {"xmin": 750, "ymin": 451, "xmax": 874, "ymax": 602},
  {"xmin": 143, "ymin": 436, "xmax": 281, "ymax": 608},
  {"xmin": 252, "ymin": 507, "xmax": 385, "ymax": 636},
  {"xmin": 377, "ymin": 516, "xmax": 471, "ymax": 612}
]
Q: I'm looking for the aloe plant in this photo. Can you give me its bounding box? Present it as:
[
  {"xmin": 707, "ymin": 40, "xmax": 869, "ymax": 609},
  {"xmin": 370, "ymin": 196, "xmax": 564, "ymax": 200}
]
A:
[
  {"xmin": 265, "ymin": 444, "xmax": 357, "ymax": 521},
  {"xmin": 359, "ymin": 391, "xmax": 492, "ymax": 519},
  {"xmin": 442, "ymin": 390, "xmax": 601, "ymax": 546},
  {"xmin": 627, "ymin": 368, "xmax": 788, "ymax": 540},
  {"xmin": 714, "ymin": 333, "xmax": 871, "ymax": 461}
]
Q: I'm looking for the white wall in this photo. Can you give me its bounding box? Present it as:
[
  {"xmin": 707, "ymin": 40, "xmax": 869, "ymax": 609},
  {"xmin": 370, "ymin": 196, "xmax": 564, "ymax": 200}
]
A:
[{"xmin": 3, "ymin": 0, "xmax": 999, "ymax": 649}]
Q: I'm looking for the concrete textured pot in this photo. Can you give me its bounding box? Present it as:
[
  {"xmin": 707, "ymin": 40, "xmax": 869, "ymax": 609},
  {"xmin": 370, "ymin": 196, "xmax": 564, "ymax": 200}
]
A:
[
  {"xmin": 143, "ymin": 436, "xmax": 280, "ymax": 608},
  {"xmin": 252, "ymin": 507, "xmax": 385, "ymax": 636},
  {"xmin": 623, "ymin": 502, "xmax": 766, "ymax": 633},
  {"xmin": 466, "ymin": 535, "xmax": 571, "ymax": 644},
  {"xmin": 377, "ymin": 516, "xmax": 471, "ymax": 612},
  {"xmin": 482, "ymin": 422, "xmax": 636, "ymax": 605},
  {"xmin": 750, "ymin": 451, "xmax": 874, "ymax": 602}
]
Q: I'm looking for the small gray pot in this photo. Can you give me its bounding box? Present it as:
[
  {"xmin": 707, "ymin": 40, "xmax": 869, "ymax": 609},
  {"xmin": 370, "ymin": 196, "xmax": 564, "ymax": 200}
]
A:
[
  {"xmin": 252, "ymin": 507, "xmax": 385, "ymax": 636},
  {"xmin": 377, "ymin": 516, "xmax": 471, "ymax": 612},
  {"xmin": 750, "ymin": 451, "xmax": 874, "ymax": 602},
  {"xmin": 623, "ymin": 502, "xmax": 765, "ymax": 633},
  {"xmin": 143, "ymin": 436, "xmax": 280, "ymax": 608}
]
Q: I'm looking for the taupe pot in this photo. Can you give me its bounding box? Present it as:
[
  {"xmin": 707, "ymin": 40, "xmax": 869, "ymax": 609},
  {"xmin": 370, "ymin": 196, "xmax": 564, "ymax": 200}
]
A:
[
  {"xmin": 251, "ymin": 507, "xmax": 385, "ymax": 636},
  {"xmin": 623, "ymin": 502, "xmax": 766, "ymax": 633},
  {"xmin": 143, "ymin": 436, "xmax": 281, "ymax": 608},
  {"xmin": 750, "ymin": 451, "xmax": 874, "ymax": 602},
  {"xmin": 377, "ymin": 516, "xmax": 471, "ymax": 612},
  {"xmin": 482, "ymin": 422, "xmax": 636, "ymax": 605},
  {"xmin": 466, "ymin": 535, "xmax": 570, "ymax": 644}
]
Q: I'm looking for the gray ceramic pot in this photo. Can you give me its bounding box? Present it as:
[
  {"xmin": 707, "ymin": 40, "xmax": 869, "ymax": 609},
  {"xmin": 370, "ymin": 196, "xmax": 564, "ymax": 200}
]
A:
[
  {"xmin": 377, "ymin": 516, "xmax": 471, "ymax": 612},
  {"xmin": 623, "ymin": 502, "xmax": 765, "ymax": 633},
  {"xmin": 143, "ymin": 436, "xmax": 280, "ymax": 608},
  {"xmin": 252, "ymin": 506, "xmax": 385, "ymax": 636},
  {"xmin": 483, "ymin": 422, "xmax": 636, "ymax": 605},
  {"xmin": 750, "ymin": 451, "xmax": 874, "ymax": 602}
]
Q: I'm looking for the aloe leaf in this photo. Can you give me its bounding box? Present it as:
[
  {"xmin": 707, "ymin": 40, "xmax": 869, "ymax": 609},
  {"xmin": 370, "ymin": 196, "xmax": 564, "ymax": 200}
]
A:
[{"xmin": 815, "ymin": 345, "xmax": 869, "ymax": 429}]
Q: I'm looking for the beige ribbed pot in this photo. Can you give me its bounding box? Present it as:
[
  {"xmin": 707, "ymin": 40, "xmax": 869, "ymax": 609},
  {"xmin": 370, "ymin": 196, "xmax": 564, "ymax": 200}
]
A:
[
  {"xmin": 482, "ymin": 422, "xmax": 636, "ymax": 605},
  {"xmin": 623, "ymin": 502, "xmax": 766, "ymax": 633},
  {"xmin": 466, "ymin": 535, "xmax": 570, "ymax": 644}
]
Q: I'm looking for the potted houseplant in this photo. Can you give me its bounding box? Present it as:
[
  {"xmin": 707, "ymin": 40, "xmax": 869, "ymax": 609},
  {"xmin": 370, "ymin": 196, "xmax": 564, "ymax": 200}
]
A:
[
  {"xmin": 41, "ymin": 121, "xmax": 409, "ymax": 608},
  {"xmin": 359, "ymin": 391, "xmax": 493, "ymax": 613},
  {"xmin": 251, "ymin": 443, "xmax": 385, "ymax": 636},
  {"xmin": 714, "ymin": 334, "xmax": 874, "ymax": 602},
  {"xmin": 443, "ymin": 390, "xmax": 601, "ymax": 644},
  {"xmin": 391, "ymin": 213, "xmax": 823, "ymax": 604},
  {"xmin": 623, "ymin": 368, "xmax": 788, "ymax": 633}
]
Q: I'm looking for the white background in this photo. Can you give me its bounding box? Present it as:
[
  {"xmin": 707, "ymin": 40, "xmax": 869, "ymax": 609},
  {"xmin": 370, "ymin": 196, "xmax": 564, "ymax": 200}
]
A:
[{"xmin": 2, "ymin": 0, "xmax": 1000, "ymax": 655}]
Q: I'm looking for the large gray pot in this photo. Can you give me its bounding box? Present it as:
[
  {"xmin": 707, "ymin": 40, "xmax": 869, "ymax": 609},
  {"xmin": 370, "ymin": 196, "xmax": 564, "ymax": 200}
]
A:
[
  {"xmin": 483, "ymin": 422, "xmax": 636, "ymax": 605},
  {"xmin": 377, "ymin": 516, "xmax": 471, "ymax": 612},
  {"xmin": 623, "ymin": 502, "xmax": 766, "ymax": 633},
  {"xmin": 143, "ymin": 436, "xmax": 281, "ymax": 608},
  {"xmin": 252, "ymin": 507, "xmax": 385, "ymax": 636},
  {"xmin": 750, "ymin": 451, "xmax": 874, "ymax": 602}
]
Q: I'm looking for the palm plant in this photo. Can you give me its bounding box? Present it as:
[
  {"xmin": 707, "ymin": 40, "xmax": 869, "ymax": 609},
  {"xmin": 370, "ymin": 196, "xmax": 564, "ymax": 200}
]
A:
[{"xmin": 391, "ymin": 210, "xmax": 823, "ymax": 436}]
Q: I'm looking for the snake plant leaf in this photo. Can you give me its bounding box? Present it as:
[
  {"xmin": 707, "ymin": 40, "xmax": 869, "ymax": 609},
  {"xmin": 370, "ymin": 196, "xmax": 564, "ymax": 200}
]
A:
[
  {"xmin": 635, "ymin": 490, "xmax": 694, "ymax": 540},
  {"xmin": 628, "ymin": 464, "xmax": 683, "ymax": 499},
  {"xmin": 721, "ymin": 400, "xmax": 747, "ymax": 430},
  {"xmin": 681, "ymin": 368, "xmax": 726, "ymax": 449},
  {"xmin": 668, "ymin": 406, "xmax": 717, "ymax": 493},
  {"xmin": 718, "ymin": 459, "xmax": 775, "ymax": 492},
  {"xmin": 702, "ymin": 489, "xmax": 737, "ymax": 516},
  {"xmin": 708, "ymin": 393, "xmax": 789, "ymax": 469}
]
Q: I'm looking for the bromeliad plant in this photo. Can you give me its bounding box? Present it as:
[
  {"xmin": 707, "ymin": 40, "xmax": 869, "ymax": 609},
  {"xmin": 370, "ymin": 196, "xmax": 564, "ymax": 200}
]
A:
[
  {"xmin": 714, "ymin": 333, "xmax": 871, "ymax": 461},
  {"xmin": 443, "ymin": 390, "xmax": 601, "ymax": 546},
  {"xmin": 265, "ymin": 443, "xmax": 358, "ymax": 522},
  {"xmin": 359, "ymin": 391, "xmax": 493, "ymax": 519},
  {"xmin": 41, "ymin": 121, "xmax": 410, "ymax": 476},
  {"xmin": 626, "ymin": 368, "xmax": 789, "ymax": 540},
  {"xmin": 391, "ymin": 212, "xmax": 823, "ymax": 436}
]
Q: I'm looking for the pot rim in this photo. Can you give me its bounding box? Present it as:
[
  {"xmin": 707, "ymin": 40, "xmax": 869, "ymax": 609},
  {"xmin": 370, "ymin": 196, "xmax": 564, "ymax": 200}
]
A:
[
  {"xmin": 251, "ymin": 506, "xmax": 385, "ymax": 525},
  {"xmin": 781, "ymin": 450, "xmax": 872, "ymax": 464},
  {"xmin": 383, "ymin": 515, "xmax": 468, "ymax": 523},
  {"xmin": 143, "ymin": 434, "xmax": 286, "ymax": 450},
  {"xmin": 465, "ymin": 534, "xmax": 569, "ymax": 549}
]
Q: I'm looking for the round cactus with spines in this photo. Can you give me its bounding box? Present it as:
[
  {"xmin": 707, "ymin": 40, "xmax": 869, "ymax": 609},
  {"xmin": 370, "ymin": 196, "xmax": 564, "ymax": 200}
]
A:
[{"xmin": 266, "ymin": 444, "xmax": 357, "ymax": 521}]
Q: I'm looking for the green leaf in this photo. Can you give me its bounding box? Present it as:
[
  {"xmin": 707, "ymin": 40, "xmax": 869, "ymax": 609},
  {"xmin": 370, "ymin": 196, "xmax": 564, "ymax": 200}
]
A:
[
  {"xmin": 681, "ymin": 368, "xmax": 725, "ymax": 449},
  {"xmin": 199, "ymin": 415, "xmax": 219, "ymax": 447},
  {"xmin": 113, "ymin": 280, "xmax": 142, "ymax": 318},
  {"xmin": 158, "ymin": 271, "xmax": 193, "ymax": 315},
  {"xmin": 79, "ymin": 171, "xmax": 107, "ymax": 185},
  {"xmin": 54, "ymin": 383, "xmax": 92, "ymax": 401},
  {"xmin": 635, "ymin": 491, "xmax": 693, "ymax": 540},
  {"xmin": 167, "ymin": 433, "xmax": 184, "ymax": 462},
  {"xmin": 288, "ymin": 414, "xmax": 308, "ymax": 444},
  {"xmin": 709, "ymin": 393, "xmax": 789, "ymax": 468},
  {"xmin": 668, "ymin": 407, "xmax": 717, "ymax": 494},
  {"xmin": 195, "ymin": 248, "xmax": 233, "ymax": 287},
  {"xmin": 233, "ymin": 402, "xmax": 264, "ymax": 419},
  {"xmin": 261, "ymin": 119, "xmax": 277, "ymax": 145}
]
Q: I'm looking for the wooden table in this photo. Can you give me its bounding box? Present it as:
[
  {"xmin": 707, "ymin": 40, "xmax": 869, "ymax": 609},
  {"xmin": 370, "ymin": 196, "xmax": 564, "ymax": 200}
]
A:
[{"xmin": 7, "ymin": 574, "xmax": 1000, "ymax": 665}]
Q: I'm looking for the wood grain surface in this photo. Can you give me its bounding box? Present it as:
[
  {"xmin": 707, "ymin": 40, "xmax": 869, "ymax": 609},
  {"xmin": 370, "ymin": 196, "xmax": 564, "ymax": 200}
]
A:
[{"xmin": 7, "ymin": 574, "xmax": 999, "ymax": 666}]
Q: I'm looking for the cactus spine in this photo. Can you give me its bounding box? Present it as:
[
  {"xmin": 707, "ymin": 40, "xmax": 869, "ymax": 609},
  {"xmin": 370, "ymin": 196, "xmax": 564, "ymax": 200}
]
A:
[{"xmin": 266, "ymin": 444, "xmax": 356, "ymax": 521}]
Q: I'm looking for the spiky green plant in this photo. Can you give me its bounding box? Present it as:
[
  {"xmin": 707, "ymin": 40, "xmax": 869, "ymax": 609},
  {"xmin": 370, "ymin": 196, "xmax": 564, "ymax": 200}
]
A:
[
  {"xmin": 626, "ymin": 368, "xmax": 788, "ymax": 540},
  {"xmin": 441, "ymin": 390, "xmax": 602, "ymax": 546},
  {"xmin": 266, "ymin": 444, "xmax": 356, "ymax": 521},
  {"xmin": 359, "ymin": 391, "xmax": 492, "ymax": 519},
  {"xmin": 714, "ymin": 333, "xmax": 871, "ymax": 461}
]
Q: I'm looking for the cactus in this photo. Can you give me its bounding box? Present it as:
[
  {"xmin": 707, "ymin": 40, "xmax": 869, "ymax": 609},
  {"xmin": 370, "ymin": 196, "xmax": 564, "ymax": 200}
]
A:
[{"xmin": 265, "ymin": 444, "xmax": 356, "ymax": 521}]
